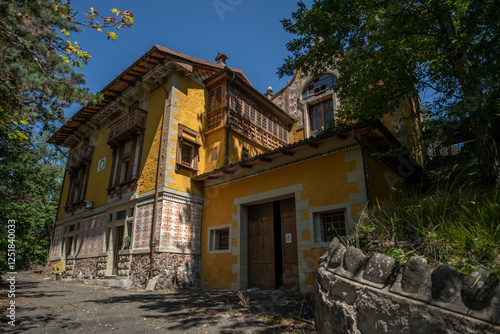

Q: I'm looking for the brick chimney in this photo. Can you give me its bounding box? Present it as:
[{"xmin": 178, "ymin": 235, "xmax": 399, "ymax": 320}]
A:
[{"xmin": 215, "ymin": 53, "xmax": 228, "ymax": 66}]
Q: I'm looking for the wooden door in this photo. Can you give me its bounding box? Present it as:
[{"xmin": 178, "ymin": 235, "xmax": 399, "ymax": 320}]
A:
[
  {"xmin": 113, "ymin": 226, "xmax": 124, "ymax": 276},
  {"xmin": 248, "ymin": 203, "xmax": 275, "ymax": 290},
  {"xmin": 281, "ymin": 198, "xmax": 299, "ymax": 290}
]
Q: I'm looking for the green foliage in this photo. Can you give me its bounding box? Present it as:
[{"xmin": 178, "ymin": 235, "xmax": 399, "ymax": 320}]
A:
[
  {"xmin": 0, "ymin": 0, "xmax": 134, "ymax": 140},
  {"xmin": 356, "ymin": 157, "xmax": 500, "ymax": 274},
  {"xmin": 280, "ymin": 0, "xmax": 500, "ymax": 186},
  {"xmin": 0, "ymin": 0, "xmax": 134, "ymax": 272},
  {"xmin": 0, "ymin": 132, "xmax": 65, "ymax": 270}
]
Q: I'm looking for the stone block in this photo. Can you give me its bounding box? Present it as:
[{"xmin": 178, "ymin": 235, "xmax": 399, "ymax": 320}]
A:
[
  {"xmin": 327, "ymin": 242, "xmax": 346, "ymax": 269},
  {"xmin": 461, "ymin": 267, "xmax": 498, "ymax": 310},
  {"xmin": 401, "ymin": 256, "xmax": 431, "ymax": 294},
  {"xmin": 363, "ymin": 253, "xmax": 397, "ymax": 285},
  {"xmin": 431, "ymin": 264, "xmax": 461, "ymax": 303},
  {"xmin": 343, "ymin": 246, "xmax": 365, "ymax": 275}
]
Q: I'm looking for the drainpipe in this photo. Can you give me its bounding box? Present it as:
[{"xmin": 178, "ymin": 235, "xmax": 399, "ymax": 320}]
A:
[
  {"xmin": 144, "ymin": 58, "xmax": 169, "ymax": 278},
  {"xmin": 225, "ymin": 71, "xmax": 236, "ymax": 166}
]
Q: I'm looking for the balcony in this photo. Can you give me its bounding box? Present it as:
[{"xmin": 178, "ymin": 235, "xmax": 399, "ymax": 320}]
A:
[
  {"xmin": 107, "ymin": 108, "xmax": 148, "ymax": 144},
  {"xmin": 66, "ymin": 143, "xmax": 94, "ymax": 172}
]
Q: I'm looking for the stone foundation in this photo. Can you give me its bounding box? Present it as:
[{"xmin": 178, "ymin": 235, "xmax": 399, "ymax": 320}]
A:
[
  {"xmin": 117, "ymin": 254, "xmax": 131, "ymax": 276},
  {"xmin": 72, "ymin": 257, "xmax": 99, "ymax": 279},
  {"xmin": 97, "ymin": 256, "xmax": 107, "ymax": 277},
  {"xmin": 130, "ymin": 252, "xmax": 200, "ymax": 289},
  {"xmin": 315, "ymin": 238, "xmax": 500, "ymax": 334}
]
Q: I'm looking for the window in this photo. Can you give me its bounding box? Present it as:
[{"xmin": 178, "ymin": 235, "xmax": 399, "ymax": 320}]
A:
[
  {"xmin": 303, "ymin": 74, "xmax": 336, "ymax": 100},
  {"xmin": 116, "ymin": 210, "xmax": 127, "ymax": 220},
  {"xmin": 176, "ymin": 124, "xmax": 201, "ymax": 174},
  {"xmin": 215, "ymin": 229, "xmax": 229, "ymax": 250},
  {"xmin": 309, "ymin": 98, "xmax": 334, "ymax": 132},
  {"xmin": 209, "ymin": 86, "xmax": 223, "ymax": 112},
  {"xmin": 210, "ymin": 147, "xmax": 218, "ymax": 162},
  {"xmin": 107, "ymin": 108, "xmax": 147, "ymax": 193},
  {"xmin": 181, "ymin": 143, "xmax": 194, "ymax": 167},
  {"xmin": 66, "ymin": 143, "xmax": 93, "ymax": 210},
  {"xmin": 310, "ymin": 205, "xmax": 349, "ymax": 247},
  {"xmin": 320, "ymin": 210, "xmax": 346, "ymax": 242},
  {"xmin": 208, "ymin": 225, "xmax": 232, "ymax": 253}
]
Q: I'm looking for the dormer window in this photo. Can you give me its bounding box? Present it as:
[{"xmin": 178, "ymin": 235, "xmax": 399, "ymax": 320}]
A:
[{"xmin": 303, "ymin": 74, "xmax": 336, "ymax": 100}]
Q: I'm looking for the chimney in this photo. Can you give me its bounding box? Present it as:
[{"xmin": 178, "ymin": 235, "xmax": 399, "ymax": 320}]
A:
[
  {"xmin": 264, "ymin": 86, "xmax": 273, "ymax": 100},
  {"xmin": 215, "ymin": 53, "xmax": 228, "ymax": 66}
]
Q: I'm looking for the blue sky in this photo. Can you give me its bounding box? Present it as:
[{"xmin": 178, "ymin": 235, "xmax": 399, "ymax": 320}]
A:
[{"xmin": 67, "ymin": 0, "xmax": 314, "ymax": 117}]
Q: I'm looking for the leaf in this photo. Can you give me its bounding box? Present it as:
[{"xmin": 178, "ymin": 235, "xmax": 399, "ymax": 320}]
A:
[{"xmin": 108, "ymin": 32, "xmax": 117, "ymax": 41}]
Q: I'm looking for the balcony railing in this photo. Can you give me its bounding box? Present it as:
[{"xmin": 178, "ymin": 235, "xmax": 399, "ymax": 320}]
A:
[
  {"xmin": 229, "ymin": 111, "xmax": 287, "ymax": 150},
  {"xmin": 66, "ymin": 143, "xmax": 94, "ymax": 171},
  {"xmin": 107, "ymin": 108, "xmax": 147, "ymax": 144}
]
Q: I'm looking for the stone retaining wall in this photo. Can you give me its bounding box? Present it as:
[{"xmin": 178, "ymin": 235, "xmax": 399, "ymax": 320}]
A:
[
  {"xmin": 130, "ymin": 252, "xmax": 200, "ymax": 289},
  {"xmin": 316, "ymin": 238, "xmax": 500, "ymax": 334}
]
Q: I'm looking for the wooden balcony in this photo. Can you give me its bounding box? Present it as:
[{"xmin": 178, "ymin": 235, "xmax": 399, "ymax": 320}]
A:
[
  {"xmin": 107, "ymin": 108, "xmax": 148, "ymax": 144},
  {"xmin": 66, "ymin": 143, "xmax": 94, "ymax": 171},
  {"xmin": 229, "ymin": 111, "xmax": 287, "ymax": 150}
]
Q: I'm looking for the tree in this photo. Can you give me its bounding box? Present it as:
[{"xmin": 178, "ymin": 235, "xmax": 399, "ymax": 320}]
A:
[
  {"xmin": 0, "ymin": 0, "xmax": 133, "ymax": 269},
  {"xmin": 0, "ymin": 132, "xmax": 65, "ymax": 268},
  {"xmin": 279, "ymin": 0, "xmax": 500, "ymax": 186},
  {"xmin": 0, "ymin": 0, "xmax": 133, "ymax": 139}
]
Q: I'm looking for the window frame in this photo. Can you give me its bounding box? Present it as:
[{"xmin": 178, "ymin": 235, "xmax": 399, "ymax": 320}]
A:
[
  {"xmin": 309, "ymin": 204, "xmax": 350, "ymax": 248},
  {"xmin": 303, "ymin": 74, "xmax": 337, "ymax": 100},
  {"xmin": 207, "ymin": 224, "xmax": 232, "ymax": 254},
  {"xmin": 176, "ymin": 124, "xmax": 201, "ymax": 174}
]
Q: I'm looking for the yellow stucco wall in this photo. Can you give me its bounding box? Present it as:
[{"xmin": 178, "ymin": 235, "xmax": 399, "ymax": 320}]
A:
[
  {"xmin": 204, "ymin": 127, "xmax": 227, "ymax": 172},
  {"xmin": 167, "ymin": 75, "xmax": 207, "ymax": 196},
  {"xmin": 367, "ymin": 154, "xmax": 407, "ymax": 204},
  {"xmin": 138, "ymin": 88, "xmax": 166, "ymax": 194},
  {"xmin": 201, "ymin": 148, "xmax": 360, "ymax": 289},
  {"xmin": 228, "ymin": 131, "xmax": 268, "ymax": 164}
]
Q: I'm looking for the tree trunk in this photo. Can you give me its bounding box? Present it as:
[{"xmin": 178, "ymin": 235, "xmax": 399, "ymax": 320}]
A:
[{"xmin": 469, "ymin": 114, "xmax": 500, "ymax": 187}]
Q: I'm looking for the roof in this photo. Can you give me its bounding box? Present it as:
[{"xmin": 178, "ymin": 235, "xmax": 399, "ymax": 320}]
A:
[
  {"xmin": 49, "ymin": 45, "xmax": 252, "ymax": 146},
  {"xmin": 192, "ymin": 120, "xmax": 420, "ymax": 184}
]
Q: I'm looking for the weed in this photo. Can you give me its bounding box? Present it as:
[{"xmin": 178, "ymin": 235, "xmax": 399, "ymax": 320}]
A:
[{"xmin": 237, "ymin": 290, "xmax": 250, "ymax": 308}]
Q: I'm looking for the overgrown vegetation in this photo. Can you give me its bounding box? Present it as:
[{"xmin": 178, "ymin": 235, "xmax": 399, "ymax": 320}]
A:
[{"xmin": 353, "ymin": 151, "xmax": 500, "ymax": 275}]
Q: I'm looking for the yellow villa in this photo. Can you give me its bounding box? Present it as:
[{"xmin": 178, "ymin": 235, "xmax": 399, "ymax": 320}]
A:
[{"xmin": 47, "ymin": 45, "xmax": 423, "ymax": 291}]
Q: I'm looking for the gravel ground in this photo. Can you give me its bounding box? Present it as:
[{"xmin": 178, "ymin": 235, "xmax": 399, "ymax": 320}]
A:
[{"xmin": 1, "ymin": 271, "xmax": 315, "ymax": 333}]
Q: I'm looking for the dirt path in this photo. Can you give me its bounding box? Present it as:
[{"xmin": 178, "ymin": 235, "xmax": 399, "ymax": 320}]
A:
[{"xmin": 1, "ymin": 271, "xmax": 315, "ymax": 333}]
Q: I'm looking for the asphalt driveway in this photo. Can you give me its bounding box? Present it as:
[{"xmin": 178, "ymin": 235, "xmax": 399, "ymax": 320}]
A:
[{"xmin": 1, "ymin": 271, "xmax": 315, "ymax": 333}]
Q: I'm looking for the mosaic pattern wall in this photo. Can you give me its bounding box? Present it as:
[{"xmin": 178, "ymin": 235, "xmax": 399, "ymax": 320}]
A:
[
  {"xmin": 288, "ymin": 82, "xmax": 297, "ymax": 118},
  {"xmin": 133, "ymin": 197, "xmax": 202, "ymax": 251},
  {"xmin": 159, "ymin": 199, "xmax": 202, "ymax": 251},
  {"xmin": 133, "ymin": 202, "xmax": 162, "ymax": 249},
  {"xmin": 49, "ymin": 225, "xmax": 64, "ymax": 258},
  {"xmin": 79, "ymin": 214, "xmax": 105, "ymax": 255}
]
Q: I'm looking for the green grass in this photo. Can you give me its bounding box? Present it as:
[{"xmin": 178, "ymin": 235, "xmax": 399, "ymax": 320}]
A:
[{"xmin": 354, "ymin": 155, "xmax": 500, "ymax": 275}]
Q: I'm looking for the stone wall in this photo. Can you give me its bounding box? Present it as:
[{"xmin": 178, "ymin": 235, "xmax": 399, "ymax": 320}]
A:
[
  {"xmin": 316, "ymin": 238, "xmax": 500, "ymax": 334},
  {"xmin": 130, "ymin": 252, "xmax": 200, "ymax": 289},
  {"xmin": 97, "ymin": 255, "xmax": 107, "ymax": 278},
  {"xmin": 71, "ymin": 257, "xmax": 99, "ymax": 279}
]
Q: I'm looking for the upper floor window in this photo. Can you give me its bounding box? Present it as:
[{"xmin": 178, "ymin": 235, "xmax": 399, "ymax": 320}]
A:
[
  {"xmin": 65, "ymin": 142, "xmax": 93, "ymax": 211},
  {"xmin": 310, "ymin": 98, "xmax": 334, "ymax": 132},
  {"xmin": 176, "ymin": 124, "xmax": 201, "ymax": 174},
  {"xmin": 209, "ymin": 85, "xmax": 224, "ymax": 112},
  {"xmin": 303, "ymin": 74, "xmax": 336, "ymax": 100}
]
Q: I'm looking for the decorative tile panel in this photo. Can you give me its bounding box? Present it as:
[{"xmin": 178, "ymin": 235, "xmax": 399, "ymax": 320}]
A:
[
  {"xmin": 79, "ymin": 214, "xmax": 105, "ymax": 255},
  {"xmin": 49, "ymin": 226, "xmax": 64, "ymax": 258}
]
